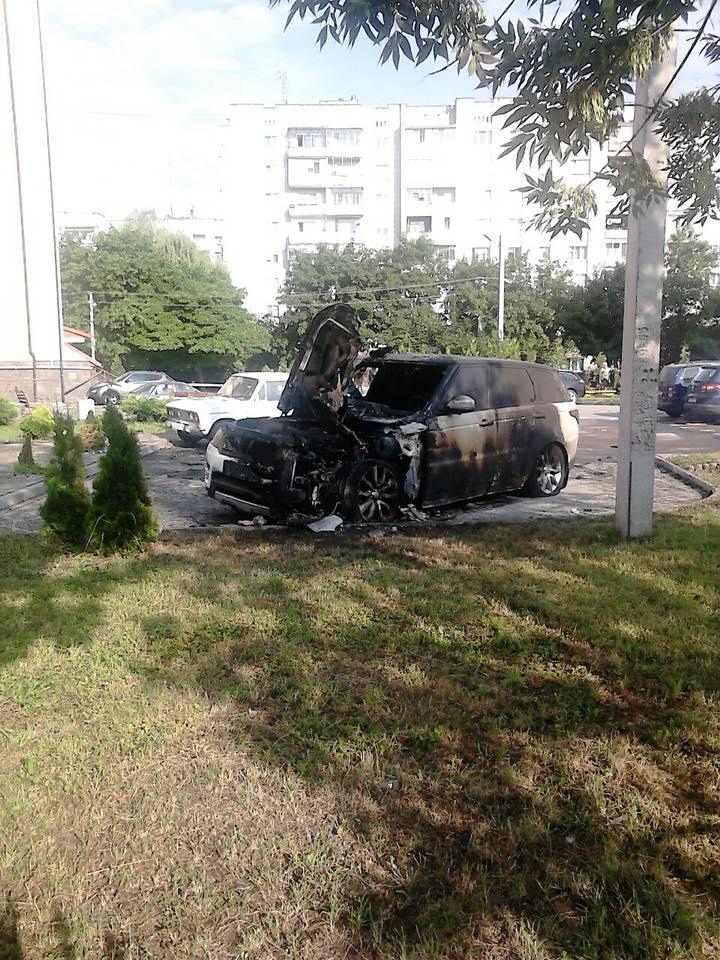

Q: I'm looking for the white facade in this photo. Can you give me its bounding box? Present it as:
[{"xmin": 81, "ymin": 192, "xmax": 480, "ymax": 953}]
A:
[
  {"xmin": 158, "ymin": 215, "xmax": 224, "ymax": 263},
  {"xmin": 1, "ymin": 0, "xmax": 63, "ymax": 399},
  {"xmin": 220, "ymin": 97, "xmax": 617, "ymax": 316},
  {"xmin": 221, "ymin": 96, "xmax": 720, "ymax": 317}
]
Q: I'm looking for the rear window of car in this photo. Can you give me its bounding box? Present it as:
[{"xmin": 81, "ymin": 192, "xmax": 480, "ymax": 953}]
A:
[
  {"xmin": 491, "ymin": 365, "xmax": 536, "ymax": 407},
  {"xmin": 365, "ymin": 361, "xmax": 447, "ymax": 412},
  {"xmin": 531, "ymin": 368, "xmax": 567, "ymax": 402},
  {"xmin": 659, "ymin": 365, "xmax": 677, "ymax": 385},
  {"xmin": 693, "ymin": 367, "xmax": 720, "ymax": 383},
  {"xmin": 680, "ymin": 365, "xmax": 700, "ymax": 383}
]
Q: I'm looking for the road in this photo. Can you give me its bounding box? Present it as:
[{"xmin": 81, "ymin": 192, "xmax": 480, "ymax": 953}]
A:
[{"xmin": 576, "ymin": 404, "xmax": 720, "ymax": 463}]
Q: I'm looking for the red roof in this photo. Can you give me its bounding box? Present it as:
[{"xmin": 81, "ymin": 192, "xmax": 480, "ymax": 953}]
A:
[{"xmin": 63, "ymin": 325, "xmax": 90, "ymax": 339}]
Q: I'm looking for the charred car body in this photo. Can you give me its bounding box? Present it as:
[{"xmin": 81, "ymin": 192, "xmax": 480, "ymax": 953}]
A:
[{"xmin": 205, "ymin": 305, "xmax": 580, "ymax": 523}]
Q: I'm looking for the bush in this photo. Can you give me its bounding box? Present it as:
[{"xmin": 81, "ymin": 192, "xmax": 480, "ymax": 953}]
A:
[
  {"xmin": 89, "ymin": 407, "xmax": 158, "ymax": 550},
  {"xmin": 121, "ymin": 396, "xmax": 167, "ymax": 422},
  {"xmin": 40, "ymin": 416, "xmax": 91, "ymax": 548},
  {"xmin": 79, "ymin": 415, "xmax": 106, "ymax": 452},
  {"xmin": 19, "ymin": 405, "xmax": 54, "ymax": 439},
  {"xmin": 0, "ymin": 398, "xmax": 19, "ymax": 426}
]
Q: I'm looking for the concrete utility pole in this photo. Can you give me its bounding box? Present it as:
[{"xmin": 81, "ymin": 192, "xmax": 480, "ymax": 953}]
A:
[
  {"xmin": 615, "ymin": 36, "xmax": 677, "ymax": 539},
  {"xmin": 497, "ymin": 234, "xmax": 505, "ymax": 342},
  {"xmin": 87, "ymin": 290, "xmax": 96, "ymax": 361}
]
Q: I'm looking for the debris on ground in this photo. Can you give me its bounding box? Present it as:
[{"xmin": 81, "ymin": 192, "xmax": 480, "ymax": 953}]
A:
[{"xmin": 308, "ymin": 514, "xmax": 344, "ymax": 533}]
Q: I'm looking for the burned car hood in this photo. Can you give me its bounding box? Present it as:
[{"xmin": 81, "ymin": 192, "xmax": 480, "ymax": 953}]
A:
[{"xmin": 278, "ymin": 304, "xmax": 361, "ymax": 418}]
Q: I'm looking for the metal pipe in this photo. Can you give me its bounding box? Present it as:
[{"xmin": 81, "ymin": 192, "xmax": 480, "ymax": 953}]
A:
[{"xmin": 3, "ymin": 0, "xmax": 38, "ymax": 401}]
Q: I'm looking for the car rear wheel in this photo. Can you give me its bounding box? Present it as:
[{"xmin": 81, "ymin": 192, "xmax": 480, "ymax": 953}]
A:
[
  {"xmin": 344, "ymin": 460, "xmax": 400, "ymax": 522},
  {"xmin": 106, "ymin": 391, "xmax": 121, "ymax": 406},
  {"xmin": 524, "ymin": 443, "xmax": 568, "ymax": 498},
  {"xmin": 567, "ymin": 388, "xmax": 577, "ymax": 404}
]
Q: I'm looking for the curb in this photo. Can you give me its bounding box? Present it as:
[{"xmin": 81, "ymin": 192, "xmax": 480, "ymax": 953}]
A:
[
  {"xmin": 0, "ymin": 439, "xmax": 168, "ymax": 512},
  {"xmin": 654, "ymin": 454, "xmax": 717, "ymax": 499}
]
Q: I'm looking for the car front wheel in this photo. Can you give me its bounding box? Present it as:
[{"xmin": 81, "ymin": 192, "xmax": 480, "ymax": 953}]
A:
[
  {"xmin": 524, "ymin": 443, "xmax": 568, "ymax": 498},
  {"xmin": 344, "ymin": 460, "xmax": 400, "ymax": 522},
  {"xmin": 106, "ymin": 392, "xmax": 121, "ymax": 406}
]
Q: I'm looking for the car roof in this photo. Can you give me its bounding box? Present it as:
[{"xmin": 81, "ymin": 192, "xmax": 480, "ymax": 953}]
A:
[
  {"xmin": 381, "ymin": 353, "xmax": 560, "ymax": 371},
  {"xmin": 228, "ymin": 371, "xmax": 289, "ymax": 381}
]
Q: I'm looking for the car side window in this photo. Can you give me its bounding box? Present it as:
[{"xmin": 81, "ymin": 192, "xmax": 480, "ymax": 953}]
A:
[
  {"xmin": 127, "ymin": 373, "xmax": 146, "ymax": 383},
  {"xmin": 255, "ymin": 383, "xmax": 267, "ymax": 401},
  {"xmin": 266, "ymin": 380, "xmax": 285, "ymax": 402},
  {"xmin": 530, "ymin": 368, "xmax": 566, "ymax": 402},
  {"xmin": 441, "ymin": 365, "xmax": 490, "ymax": 410},
  {"xmin": 491, "ymin": 366, "xmax": 535, "ymax": 408}
]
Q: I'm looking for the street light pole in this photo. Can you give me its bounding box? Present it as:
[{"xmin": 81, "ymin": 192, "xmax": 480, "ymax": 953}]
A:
[
  {"xmin": 497, "ymin": 234, "xmax": 505, "ymax": 342},
  {"xmin": 615, "ymin": 36, "xmax": 677, "ymax": 539}
]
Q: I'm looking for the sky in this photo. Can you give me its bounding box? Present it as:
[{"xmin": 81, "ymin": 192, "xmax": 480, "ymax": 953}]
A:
[{"xmin": 41, "ymin": 0, "xmax": 717, "ymax": 222}]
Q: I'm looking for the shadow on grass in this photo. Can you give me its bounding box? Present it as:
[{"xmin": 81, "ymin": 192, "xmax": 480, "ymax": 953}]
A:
[{"xmin": 2, "ymin": 509, "xmax": 720, "ymax": 957}]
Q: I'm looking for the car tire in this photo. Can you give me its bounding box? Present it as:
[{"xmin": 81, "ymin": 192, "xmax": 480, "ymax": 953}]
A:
[
  {"xmin": 175, "ymin": 431, "xmax": 199, "ymax": 447},
  {"xmin": 344, "ymin": 460, "xmax": 400, "ymax": 522},
  {"xmin": 106, "ymin": 392, "xmax": 120, "ymax": 406},
  {"xmin": 567, "ymin": 389, "xmax": 577, "ymax": 403},
  {"xmin": 524, "ymin": 443, "xmax": 568, "ymax": 498}
]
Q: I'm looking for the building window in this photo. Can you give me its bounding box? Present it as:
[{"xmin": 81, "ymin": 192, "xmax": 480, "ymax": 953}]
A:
[
  {"xmin": 408, "ymin": 188, "xmax": 431, "ymax": 202},
  {"xmin": 273, "ymin": 254, "xmax": 279, "ymax": 263},
  {"xmin": 327, "ymin": 128, "xmax": 361, "ymax": 145},
  {"xmin": 444, "ymin": 216, "xmax": 451, "ymax": 229},
  {"xmin": 332, "ymin": 188, "xmax": 362, "ymax": 205},
  {"xmin": 433, "ymin": 187, "xmax": 456, "ymax": 201},
  {"xmin": 539, "ymin": 246, "xmax": 551, "ymax": 260},
  {"xmin": 569, "ymin": 245, "xmax": 587, "ymax": 261},
  {"xmin": 606, "ymin": 213, "xmax": 628, "ymax": 230},
  {"xmin": 298, "ymin": 222, "xmax": 304, "ymax": 233},
  {"xmin": 292, "ymin": 129, "xmax": 325, "ymax": 148},
  {"xmin": 435, "ymin": 245, "xmax": 456, "ymax": 262},
  {"xmin": 192, "ymin": 233, "xmax": 206, "ymax": 240},
  {"xmin": 474, "ymin": 130, "xmax": 492, "ymax": 146},
  {"xmin": 406, "ymin": 216, "xmax": 432, "ymax": 236},
  {"xmin": 414, "ymin": 127, "xmax": 455, "ymax": 144},
  {"xmin": 569, "ymin": 155, "xmax": 591, "ymax": 174},
  {"xmin": 327, "ymin": 156, "xmax": 360, "ymax": 166},
  {"xmin": 472, "ymin": 246, "xmax": 491, "ymax": 261},
  {"xmin": 606, "ymin": 241, "xmax": 627, "ymax": 261}
]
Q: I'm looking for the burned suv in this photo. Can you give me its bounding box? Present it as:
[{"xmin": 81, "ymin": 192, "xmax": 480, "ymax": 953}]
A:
[{"xmin": 205, "ymin": 305, "xmax": 579, "ymax": 523}]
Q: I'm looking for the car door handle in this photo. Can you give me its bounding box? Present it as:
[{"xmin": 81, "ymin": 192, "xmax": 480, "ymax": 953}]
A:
[{"xmin": 478, "ymin": 417, "xmax": 494, "ymax": 427}]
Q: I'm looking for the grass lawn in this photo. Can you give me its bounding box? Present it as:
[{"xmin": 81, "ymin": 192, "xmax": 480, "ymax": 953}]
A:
[
  {"xmin": 578, "ymin": 390, "xmax": 620, "ymax": 405},
  {"xmin": 1, "ymin": 508, "xmax": 720, "ymax": 958},
  {"xmin": 0, "ymin": 424, "xmax": 22, "ymax": 443}
]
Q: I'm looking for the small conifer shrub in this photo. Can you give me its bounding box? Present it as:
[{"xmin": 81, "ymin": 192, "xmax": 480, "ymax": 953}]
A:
[{"xmin": 40, "ymin": 416, "xmax": 91, "ymax": 548}]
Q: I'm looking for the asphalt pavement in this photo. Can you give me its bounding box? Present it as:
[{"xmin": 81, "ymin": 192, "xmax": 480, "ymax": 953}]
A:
[{"xmin": 576, "ymin": 404, "xmax": 720, "ymax": 463}]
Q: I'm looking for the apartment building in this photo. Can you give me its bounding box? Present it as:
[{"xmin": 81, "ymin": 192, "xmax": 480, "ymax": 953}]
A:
[{"xmin": 221, "ymin": 96, "xmax": 670, "ymax": 316}]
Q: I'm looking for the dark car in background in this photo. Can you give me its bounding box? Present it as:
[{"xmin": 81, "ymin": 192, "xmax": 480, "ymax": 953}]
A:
[
  {"xmin": 205, "ymin": 305, "xmax": 580, "ymax": 524},
  {"xmin": 683, "ymin": 363, "xmax": 720, "ymax": 422},
  {"xmin": 657, "ymin": 362, "xmax": 706, "ymax": 417},
  {"xmin": 558, "ymin": 369, "xmax": 586, "ymax": 403}
]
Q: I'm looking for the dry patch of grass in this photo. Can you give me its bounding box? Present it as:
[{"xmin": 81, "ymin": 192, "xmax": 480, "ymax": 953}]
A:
[
  {"xmin": 670, "ymin": 451, "xmax": 720, "ymax": 488},
  {"xmin": 1, "ymin": 507, "xmax": 719, "ymax": 958}
]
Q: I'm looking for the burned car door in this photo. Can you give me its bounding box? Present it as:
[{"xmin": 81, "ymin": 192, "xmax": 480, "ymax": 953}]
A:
[
  {"xmin": 421, "ymin": 363, "xmax": 498, "ymax": 507},
  {"xmin": 489, "ymin": 364, "xmax": 536, "ymax": 491}
]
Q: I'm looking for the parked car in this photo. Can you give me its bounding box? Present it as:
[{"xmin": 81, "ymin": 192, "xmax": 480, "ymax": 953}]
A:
[
  {"xmin": 166, "ymin": 371, "xmax": 290, "ymax": 446},
  {"xmin": 88, "ymin": 371, "xmax": 172, "ymax": 405},
  {"xmin": 205, "ymin": 305, "xmax": 580, "ymax": 523},
  {"xmin": 683, "ymin": 362, "xmax": 720, "ymax": 422},
  {"xmin": 558, "ymin": 369, "xmax": 586, "ymax": 403},
  {"xmin": 657, "ymin": 362, "xmax": 706, "ymax": 417},
  {"xmin": 119, "ymin": 380, "xmax": 205, "ymax": 402}
]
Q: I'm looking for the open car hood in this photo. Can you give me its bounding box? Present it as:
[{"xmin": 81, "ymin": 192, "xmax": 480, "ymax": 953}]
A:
[{"xmin": 278, "ymin": 304, "xmax": 361, "ymax": 417}]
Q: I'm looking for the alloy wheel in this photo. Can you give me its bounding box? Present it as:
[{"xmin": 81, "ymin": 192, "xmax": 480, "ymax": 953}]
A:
[
  {"xmin": 356, "ymin": 463, "xmax": 399, "ymax": 522},
  {"xmin": 535, "ymin": 446, "xmax": 565, "ymax": 495}
]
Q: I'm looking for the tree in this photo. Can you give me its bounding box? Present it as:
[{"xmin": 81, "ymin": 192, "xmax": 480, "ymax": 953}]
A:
[
  {"xmin": 40, "ymin": 416, "xmax": 91, "ymax": 549},
  {"xmin": 60, "ymin": 219, "xmax": 269, "ymax": 379},
  {"xmin": 275, "ymin": 240, "xmax": 576, "ymax": 363},
  {"xmin": 661, "ymin": 228, "xmax": 719, "ymax": 362},
  {"xmin": 89, "ymin": 408, "xmax": 158, "ymax": 550},
  {"xmin": 274, "ymin": 1, "xmax": 720, "ymax": 234}
]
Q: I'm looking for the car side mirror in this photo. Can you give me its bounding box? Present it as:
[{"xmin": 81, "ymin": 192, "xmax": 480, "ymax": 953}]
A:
[{"xmin": 445, "ymin": 394, "xmax": 475, "ymax": 414}]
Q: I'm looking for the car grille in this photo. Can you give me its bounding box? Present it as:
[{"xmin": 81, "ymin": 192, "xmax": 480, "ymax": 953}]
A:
[{"xmin": 169, "ymin": 408, "xmax": 194, "ymax": 424}]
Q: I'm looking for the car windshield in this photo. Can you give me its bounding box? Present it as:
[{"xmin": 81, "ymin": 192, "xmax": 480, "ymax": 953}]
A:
[
  {"xmin": 363, "ymin": 361, "xmax": 447, "ymax": 413},
  {"xmin": 218, "ymin": 375, "xmax": 258, "ymax": 399},
  {"xmin": 693, "ymin": 367, "xmax": 720, "ymax": 383}
]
